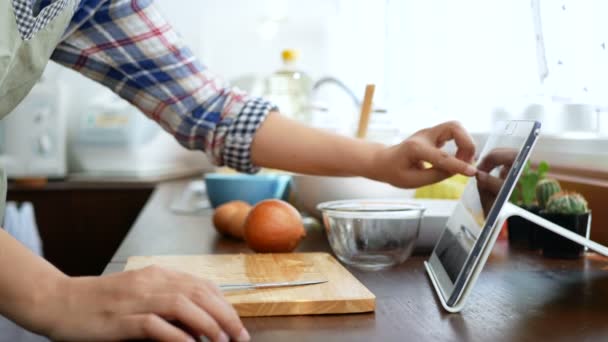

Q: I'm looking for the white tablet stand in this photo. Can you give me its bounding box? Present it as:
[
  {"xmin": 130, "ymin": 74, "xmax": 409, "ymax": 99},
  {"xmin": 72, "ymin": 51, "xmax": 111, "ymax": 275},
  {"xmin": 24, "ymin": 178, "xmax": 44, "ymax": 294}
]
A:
[
  {"xmin": 499, "ymin": 202, "xmax": 608, "ymax": 256},
  {"xmin": 425, "ymin": 202, "xmax": 608, "ymax": 313}
]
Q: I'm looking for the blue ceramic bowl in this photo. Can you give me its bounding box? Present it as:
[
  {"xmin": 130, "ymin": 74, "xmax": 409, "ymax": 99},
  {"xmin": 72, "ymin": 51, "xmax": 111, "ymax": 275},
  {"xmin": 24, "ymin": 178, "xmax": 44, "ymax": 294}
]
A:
[{"xmin": 204, "ymin": 173, "xmax": 292, "ymax": 208}]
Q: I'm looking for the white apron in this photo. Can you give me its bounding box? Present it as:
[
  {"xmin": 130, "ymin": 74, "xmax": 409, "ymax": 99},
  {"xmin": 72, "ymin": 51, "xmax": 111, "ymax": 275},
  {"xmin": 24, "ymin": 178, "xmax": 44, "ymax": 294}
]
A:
[{"xmin": 0, "ymin": 0, "xmax": 75, "ymax": 221}]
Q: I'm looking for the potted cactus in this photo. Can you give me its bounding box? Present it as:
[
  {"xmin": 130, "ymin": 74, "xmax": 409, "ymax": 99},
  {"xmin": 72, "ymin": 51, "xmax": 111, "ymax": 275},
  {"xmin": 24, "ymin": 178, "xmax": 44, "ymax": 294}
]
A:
[
  {"xmin": 539, "ymin": 191, "xmax": 590, "ymax": 259},
  {"xmin": 520, "ymin": 178, "xmax": 562, "ymax": 249},
  {"xmin": 507, "ymin": 161, "xmax": 549, "ymax": 249},
  {"xmin": 536, "ymin": 178, "xmax": 562, "ymax": 209}
]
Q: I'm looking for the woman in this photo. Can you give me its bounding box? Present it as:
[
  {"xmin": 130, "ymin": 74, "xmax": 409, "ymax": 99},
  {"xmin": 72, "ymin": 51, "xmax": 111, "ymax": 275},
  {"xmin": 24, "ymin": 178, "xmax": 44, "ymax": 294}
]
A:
[{"xmin": 0, "ymin": 0, "xmax": 477, "ymax": 341}]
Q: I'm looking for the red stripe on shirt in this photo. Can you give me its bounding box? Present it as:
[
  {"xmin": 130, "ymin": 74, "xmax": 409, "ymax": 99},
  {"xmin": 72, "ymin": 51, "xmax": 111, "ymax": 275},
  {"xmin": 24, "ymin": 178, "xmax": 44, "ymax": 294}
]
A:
[{"xmin": 73, "ymin": 24, "xmax": 172, "ymax": 70}]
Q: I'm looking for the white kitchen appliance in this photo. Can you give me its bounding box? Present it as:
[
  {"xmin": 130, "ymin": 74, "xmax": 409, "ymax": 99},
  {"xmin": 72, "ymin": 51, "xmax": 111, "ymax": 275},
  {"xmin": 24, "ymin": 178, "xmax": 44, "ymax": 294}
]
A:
[
  {"xmin": 66, "ymin": 79, "xmax": 214, "ymax": 181},
  {"xmin": 0, "ymin": 73, "xmax": 68, "ymax": 179}
]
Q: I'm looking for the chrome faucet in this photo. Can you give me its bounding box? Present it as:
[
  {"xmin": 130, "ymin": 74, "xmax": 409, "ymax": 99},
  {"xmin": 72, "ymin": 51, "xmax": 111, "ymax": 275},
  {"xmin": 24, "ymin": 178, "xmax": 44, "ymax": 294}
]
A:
[{"xmin": 312, "ymin": 76, "xmax": 361, "ymax": 108}]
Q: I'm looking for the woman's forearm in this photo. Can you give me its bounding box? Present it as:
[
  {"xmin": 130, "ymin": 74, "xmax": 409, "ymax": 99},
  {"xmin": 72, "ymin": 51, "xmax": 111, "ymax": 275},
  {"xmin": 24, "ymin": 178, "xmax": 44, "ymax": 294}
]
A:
[
  {"xmin": 251, "ymin": 113, "xmax": 477, "ymax": 189},
  {"xmin": 0, "ymin": 229, "xmax": 66, "ymax": 334},
  {"xmin": 251, "ymin": 111, "xmax": 385, "ymax": 179}
]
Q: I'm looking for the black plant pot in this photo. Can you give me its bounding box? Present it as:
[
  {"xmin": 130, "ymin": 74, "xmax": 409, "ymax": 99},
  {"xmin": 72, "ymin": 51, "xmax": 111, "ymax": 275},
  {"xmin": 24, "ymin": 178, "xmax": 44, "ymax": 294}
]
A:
[
  {"xmin": 507, "ymin": 205, "xmax": 543, "ymax": 250},
  {"xmin": 539, "ymin": 212, "xmax": 590, "ymax": 259}
]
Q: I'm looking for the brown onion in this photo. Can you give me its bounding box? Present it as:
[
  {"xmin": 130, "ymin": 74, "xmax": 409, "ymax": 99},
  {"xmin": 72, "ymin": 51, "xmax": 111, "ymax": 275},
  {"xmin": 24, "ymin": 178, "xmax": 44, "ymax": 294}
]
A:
[
  {"xmin": 212, "ymin": 201, "xmax": 252, "ymax": 239},
  {"xmin": 244, "ymin": 199, "xmax": 306, "ymax": 253}
]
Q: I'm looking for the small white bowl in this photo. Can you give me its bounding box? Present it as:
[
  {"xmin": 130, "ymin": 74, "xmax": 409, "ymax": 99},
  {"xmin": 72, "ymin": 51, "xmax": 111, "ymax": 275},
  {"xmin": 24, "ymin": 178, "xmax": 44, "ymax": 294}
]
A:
[{"xmin": 293, "ymin": 175, "xmax": 414, "ymax": 218}]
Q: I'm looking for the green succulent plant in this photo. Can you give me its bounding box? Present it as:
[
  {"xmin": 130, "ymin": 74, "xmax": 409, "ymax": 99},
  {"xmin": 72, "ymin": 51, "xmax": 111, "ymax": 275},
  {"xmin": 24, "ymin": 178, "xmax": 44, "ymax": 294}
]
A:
[
  {"xmin": 510, "ymin": 161, "xmax": 549, "ymax": 207},
  {"xmin": 535, "ymin": 178, "xmax": 562, "ymax": 209},
  {"xmin": 545, "ymin": 192, "xmax": 588, "ymax": 215}
]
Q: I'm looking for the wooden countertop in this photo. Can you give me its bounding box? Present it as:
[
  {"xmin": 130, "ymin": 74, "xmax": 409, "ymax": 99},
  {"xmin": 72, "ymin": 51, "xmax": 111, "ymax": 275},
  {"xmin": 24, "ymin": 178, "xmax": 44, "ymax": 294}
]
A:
[{"xmin": 104, "ymin": 179, "xmax": 608, "ymax": 341}]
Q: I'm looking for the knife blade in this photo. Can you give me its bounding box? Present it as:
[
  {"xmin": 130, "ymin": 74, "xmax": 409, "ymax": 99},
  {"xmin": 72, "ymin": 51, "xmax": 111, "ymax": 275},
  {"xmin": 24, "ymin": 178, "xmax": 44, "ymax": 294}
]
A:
[{"xmin": 219, "ymin": 279, "xmax": 327, "ymax": 291}]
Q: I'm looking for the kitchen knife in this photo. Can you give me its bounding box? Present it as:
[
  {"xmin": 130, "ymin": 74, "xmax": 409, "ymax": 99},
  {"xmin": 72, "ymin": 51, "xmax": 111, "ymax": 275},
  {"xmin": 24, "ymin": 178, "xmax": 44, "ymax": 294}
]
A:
[{"xmin": 219, "ymin": 279, "xmax": 327, "ymax": 291}]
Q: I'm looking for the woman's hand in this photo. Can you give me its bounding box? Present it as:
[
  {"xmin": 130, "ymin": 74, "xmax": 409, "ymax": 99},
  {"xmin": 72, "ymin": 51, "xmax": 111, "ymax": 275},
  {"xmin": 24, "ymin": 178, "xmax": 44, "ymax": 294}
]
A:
[
  {"xmin": 38, "ymin": 266, "xmax": 249, "ymax": 342},
  {"xmin": 475, "ymin": 147, "xmax": 518, "ymax": 195},
  {"xmin": 371, "ymin": 121, "xmax": 477, "ymax": 188}
]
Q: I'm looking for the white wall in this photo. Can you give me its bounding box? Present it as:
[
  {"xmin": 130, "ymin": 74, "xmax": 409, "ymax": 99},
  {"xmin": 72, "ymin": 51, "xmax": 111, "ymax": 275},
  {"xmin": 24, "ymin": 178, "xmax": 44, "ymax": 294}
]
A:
[
  {"xmin": 156, "ymin": 0, "xmax": 339, "ymax": 82},
  {"xmin": 55, "ymin": 0, "xmax": 387, "ymax": 140}
]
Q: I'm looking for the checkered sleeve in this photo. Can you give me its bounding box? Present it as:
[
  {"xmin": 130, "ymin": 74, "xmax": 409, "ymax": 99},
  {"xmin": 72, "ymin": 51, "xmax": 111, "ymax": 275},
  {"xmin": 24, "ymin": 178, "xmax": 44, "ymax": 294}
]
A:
[
  {"xmin": 50, "ymin": 0, "xmax": 275, "ymax": 173},
  {"xmin": 12, "ymin": 0, "xmax": 74, "ymax": 41}
]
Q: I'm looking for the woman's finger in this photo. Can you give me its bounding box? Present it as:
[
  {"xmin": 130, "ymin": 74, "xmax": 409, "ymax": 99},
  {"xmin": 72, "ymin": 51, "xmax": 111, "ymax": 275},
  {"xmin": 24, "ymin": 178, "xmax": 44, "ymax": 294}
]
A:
[
  {"xmin": 477, "ymin": 148, "xmax": 517, "ymax": 172},
  {"xmin": 169, "ymin": 274, "xmax": 246, "ymax": 341},
  {"xmin": 412, "ymin": 142, "xmax": 476, "ymax": 176},
  {"xmin": 189, "ymin": 285, "xmax": 247, "ymax": 341},
  {"xmin": 144, "ymin": 294, "xmax": 225, "ymax": 342},
  {"xmin": 476, "ymin": 171, "xmax": 503, "ymax": 195},
  {"xmin": 116, "ymin": 314, "xmax": 195, "ymax": 342},
  {"xmin": 431, "ymin": 121, "xmax": 476, "ymax": 162}
]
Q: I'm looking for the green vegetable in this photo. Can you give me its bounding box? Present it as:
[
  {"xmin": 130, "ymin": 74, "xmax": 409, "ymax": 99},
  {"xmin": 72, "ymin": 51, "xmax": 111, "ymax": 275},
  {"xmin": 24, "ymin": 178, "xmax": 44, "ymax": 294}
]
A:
[
  {"xmin": 545, "ymin": 192, "xmax": 588, "ymax": 215},
  {"xmin": 510, "ymin": 161, "xmax": 549, "ymax": 207}
]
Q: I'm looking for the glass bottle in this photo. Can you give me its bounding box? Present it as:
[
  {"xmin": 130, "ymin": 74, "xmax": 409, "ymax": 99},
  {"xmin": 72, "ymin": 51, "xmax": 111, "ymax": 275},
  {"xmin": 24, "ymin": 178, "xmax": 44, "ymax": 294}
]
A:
[{"xmin": 263, "ymin": 49, "xmax": 313, "ymax": 124}]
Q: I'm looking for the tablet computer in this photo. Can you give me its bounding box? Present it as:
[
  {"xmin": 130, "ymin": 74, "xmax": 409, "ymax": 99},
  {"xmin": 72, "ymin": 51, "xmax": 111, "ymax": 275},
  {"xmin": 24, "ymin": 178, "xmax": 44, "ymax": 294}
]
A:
[{"xmin": 425, "ymin": 120, "xmax": 541, "ymax": 312}]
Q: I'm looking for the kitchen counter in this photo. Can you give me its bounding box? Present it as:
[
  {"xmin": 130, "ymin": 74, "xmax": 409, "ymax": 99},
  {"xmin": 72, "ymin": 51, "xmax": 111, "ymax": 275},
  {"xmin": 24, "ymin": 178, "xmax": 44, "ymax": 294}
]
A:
[{"xmin": 104, "ymin": 179, "xmax": 608, "ymax": 341}]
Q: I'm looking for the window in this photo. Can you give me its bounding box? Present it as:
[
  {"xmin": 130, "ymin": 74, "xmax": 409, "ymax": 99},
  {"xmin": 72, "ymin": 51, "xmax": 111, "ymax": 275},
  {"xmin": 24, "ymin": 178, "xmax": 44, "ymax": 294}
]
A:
[
  {"xmin": 383, "ymin": 0, "xmax": 540, "ymax": 133},
  {"xmin": 381, "ymin": 1, "xmax": 608, "ymax": 134},
  {"xmin": 345, "ymin": 0, "xmax": 608, "ymax": 171}
]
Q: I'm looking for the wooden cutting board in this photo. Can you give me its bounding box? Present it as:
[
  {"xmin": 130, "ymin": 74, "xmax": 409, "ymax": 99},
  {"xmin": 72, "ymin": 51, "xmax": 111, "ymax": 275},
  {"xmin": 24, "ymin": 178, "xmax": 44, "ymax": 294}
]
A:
[{"xmin": 124, "ymin": 252, "xmax": 375, "ymax": 317}]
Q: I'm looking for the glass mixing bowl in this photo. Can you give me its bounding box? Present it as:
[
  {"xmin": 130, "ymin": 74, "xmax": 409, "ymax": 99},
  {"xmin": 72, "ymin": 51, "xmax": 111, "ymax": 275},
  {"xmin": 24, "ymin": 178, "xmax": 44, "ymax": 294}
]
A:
[{"xmin": 317, "ymin": 199, "xmax": 425, "ymax": 271}]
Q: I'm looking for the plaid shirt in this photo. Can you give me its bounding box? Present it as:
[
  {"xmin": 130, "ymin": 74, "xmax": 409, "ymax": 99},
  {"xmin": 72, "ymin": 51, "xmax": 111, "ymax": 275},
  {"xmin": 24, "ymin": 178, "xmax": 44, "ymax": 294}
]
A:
[{"xmin": 38, "ymin": 0, "xmax": 274, "ymax": 173}]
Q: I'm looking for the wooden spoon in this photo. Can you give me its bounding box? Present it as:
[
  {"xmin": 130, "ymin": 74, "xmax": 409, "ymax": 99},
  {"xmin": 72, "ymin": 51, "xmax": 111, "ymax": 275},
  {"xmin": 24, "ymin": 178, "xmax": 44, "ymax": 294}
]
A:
[{"xmin": 356, "ymin": 84, "xmax": 375, "ymax": 139}]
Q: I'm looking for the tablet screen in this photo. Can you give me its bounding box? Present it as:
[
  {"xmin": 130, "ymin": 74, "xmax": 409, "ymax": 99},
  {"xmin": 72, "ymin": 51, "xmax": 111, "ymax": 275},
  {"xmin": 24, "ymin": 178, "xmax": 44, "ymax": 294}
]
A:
[{"xmin": 433, "ymin": 121, "xmax": 539, "ymax": 283}]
